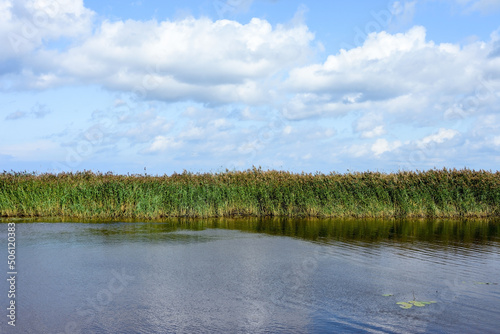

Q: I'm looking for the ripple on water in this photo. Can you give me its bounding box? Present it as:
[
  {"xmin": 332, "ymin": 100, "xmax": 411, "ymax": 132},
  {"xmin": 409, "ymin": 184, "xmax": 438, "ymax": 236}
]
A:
[{"xmin": 0, "ymin": 218, "xmax": 499, "ymax": 333}]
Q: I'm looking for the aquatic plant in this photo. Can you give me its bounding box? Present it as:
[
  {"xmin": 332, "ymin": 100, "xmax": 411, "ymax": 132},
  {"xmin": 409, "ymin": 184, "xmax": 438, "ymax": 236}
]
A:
[
  {"xmin": 0, "ymin": 167, "xmax": 498, "ymax": 219},
  {"xmin": 396, "ymin": 301, "xmax": 437, "ymax": 309},
  {"xmin": 396, "ymin": 291, "xmax": 436, "ymax": 309}
]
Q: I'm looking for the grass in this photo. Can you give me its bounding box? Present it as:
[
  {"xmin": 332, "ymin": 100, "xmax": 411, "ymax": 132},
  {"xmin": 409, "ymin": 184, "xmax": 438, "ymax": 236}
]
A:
[{"xmin": 0, "ymin": 167, "xmax": 499, "ymax": 219}]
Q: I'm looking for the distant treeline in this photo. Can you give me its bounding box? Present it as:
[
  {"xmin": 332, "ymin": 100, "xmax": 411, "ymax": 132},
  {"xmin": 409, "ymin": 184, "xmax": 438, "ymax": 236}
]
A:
[{"xmin": 0, "ymin": 168, "xmax": 499, "ymax": 219}]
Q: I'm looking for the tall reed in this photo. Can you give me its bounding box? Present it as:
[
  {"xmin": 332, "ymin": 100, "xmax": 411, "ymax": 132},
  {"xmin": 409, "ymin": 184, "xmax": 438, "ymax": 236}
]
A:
[{"xmin": 0, "ymin": 168, "xmax": 498, "ymax": 219}]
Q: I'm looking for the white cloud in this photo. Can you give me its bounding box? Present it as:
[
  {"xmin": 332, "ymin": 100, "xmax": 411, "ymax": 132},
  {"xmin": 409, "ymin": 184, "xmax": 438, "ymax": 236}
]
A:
[
  {"xmin": 179, "ymin": 125, "xmax": 206, "ymax": 141},
  {"xmin": 282, "ymin": 93, "xmax": 367, "ymax": 119},
  {"xmin": 371, "ymin": 138, "xmax": 402, "ymax": 156},
  {"xmin": 8, "ymin": 15, "xmax": 314, "ymax": 105},
  {"xmin": 284, "ymin": 26, "xmax": 499, "ymax": 120},
  {"xmin": 354, "ymin": 112, "xmax": 386, "ymax": 138},
  {"xmin": 288, "ymin": 26, "xmax": 431, "ymax": 91},
  {"xmin": 417, "ymin": 128, "xmax": 459, "ymax": 148},
  {"xmin": 362, "ymin": 126, "xmax": 386, "ymax": 139},
  {"xmin": 347, "ymin": 143, "xmax": 371, "ymax": 158},
  {"xmin": 209, "ymin": 118, "xmax": 232, "ymax": 130},
  {"xmin": 0, "ymin": 0, "xmax": 94, "ymax": 61},
  {"xmin": 144, "ymin": 136, "xmax": 182, "ymax": 153}
]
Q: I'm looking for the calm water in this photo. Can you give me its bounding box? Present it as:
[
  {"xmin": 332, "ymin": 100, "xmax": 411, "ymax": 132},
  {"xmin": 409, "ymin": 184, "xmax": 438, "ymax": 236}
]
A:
[{"xmin": 1, "ymin": 218, "xmax": 499, "ymax": 333}]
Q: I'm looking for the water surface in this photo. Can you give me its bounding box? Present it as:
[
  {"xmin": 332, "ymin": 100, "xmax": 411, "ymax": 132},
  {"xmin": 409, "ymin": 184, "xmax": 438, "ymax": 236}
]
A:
[{"xmin": 1, "ymin": 218, "xmax": 499, "ymax": 333}]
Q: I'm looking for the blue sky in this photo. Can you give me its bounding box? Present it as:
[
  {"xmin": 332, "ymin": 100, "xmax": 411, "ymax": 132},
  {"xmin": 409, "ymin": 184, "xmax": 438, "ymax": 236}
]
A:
[{"xmin": 1, "ymin": 0, "xmax": 499, "ymax": 175}]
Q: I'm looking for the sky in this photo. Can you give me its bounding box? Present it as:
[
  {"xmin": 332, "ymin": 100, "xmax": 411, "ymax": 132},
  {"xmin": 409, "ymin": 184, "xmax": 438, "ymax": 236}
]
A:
[{"xmin": 0, "ymin": 0, "xmax": 499, "ymax": 175}]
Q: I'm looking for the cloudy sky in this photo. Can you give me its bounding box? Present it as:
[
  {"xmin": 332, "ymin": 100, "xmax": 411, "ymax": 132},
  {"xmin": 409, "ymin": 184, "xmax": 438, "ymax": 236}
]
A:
[{"xmin": 1, "ymin": 0, "xmax": 499, "ymax": 175}]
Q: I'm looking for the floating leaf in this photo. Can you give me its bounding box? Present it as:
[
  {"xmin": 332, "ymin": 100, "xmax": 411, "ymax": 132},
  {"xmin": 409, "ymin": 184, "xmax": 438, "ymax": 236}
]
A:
[
  {"xmin": 397, "ymin": 302, "xmax": 413, "ymax": 309},
  {"xmin": 382, "ymin": 294, "xmax": 393, "ymax": 297},
  {"xmin": 397, "ymin": 300, "xmax": 436, "ymax": 309}
]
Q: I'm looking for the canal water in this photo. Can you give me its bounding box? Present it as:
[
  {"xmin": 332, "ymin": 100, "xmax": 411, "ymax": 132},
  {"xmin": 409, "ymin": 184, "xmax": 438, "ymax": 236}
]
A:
[{"xmin": 1, "ymin": 218, "xmax": 499, "ymax": 333}]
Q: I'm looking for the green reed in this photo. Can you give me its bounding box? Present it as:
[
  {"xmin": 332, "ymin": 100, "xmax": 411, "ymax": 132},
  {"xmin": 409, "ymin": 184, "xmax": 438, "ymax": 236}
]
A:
[{"xmin": 0, "ymin": 168, "xmax": 498, "ymax": 219}]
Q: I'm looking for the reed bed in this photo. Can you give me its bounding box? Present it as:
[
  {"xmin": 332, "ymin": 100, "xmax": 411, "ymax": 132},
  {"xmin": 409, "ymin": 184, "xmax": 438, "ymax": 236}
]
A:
[{"xmin": 0, "ymin": 168, "xmax": 498, "ymax": 219}]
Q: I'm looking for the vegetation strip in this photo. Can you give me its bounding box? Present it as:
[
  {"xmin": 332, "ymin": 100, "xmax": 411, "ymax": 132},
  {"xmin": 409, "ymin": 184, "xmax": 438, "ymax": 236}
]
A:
[{"xmin": 0, "ymin": 168, "xmax": 499, "ymax": 219}]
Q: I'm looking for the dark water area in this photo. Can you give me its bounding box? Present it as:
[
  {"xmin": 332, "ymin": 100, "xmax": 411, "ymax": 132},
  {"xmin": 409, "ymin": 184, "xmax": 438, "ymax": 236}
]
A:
[{"xmin": 1, "ymin": 218, "xmax": 499, "ymax": 333}]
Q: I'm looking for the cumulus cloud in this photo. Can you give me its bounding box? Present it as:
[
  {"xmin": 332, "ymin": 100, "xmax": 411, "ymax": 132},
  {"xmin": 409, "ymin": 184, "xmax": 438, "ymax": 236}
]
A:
[
  {"xmin": 0, "ymin": 0, "xmax": 94, "ymax": 61},
  {"xmin": 284, "ymin": 26, "xmax": 500, "ymax": 121},
  {"xmin": 371, "ymin": 138, "xmax": 402, "ymax": 156},
  {"xmin": 3, "ymin": 2, "xmax": 499, "ymax": 115},
  {"xmin": 6, "ymin": 13, "xmax": 314, "ymax": 104},
  {"xmin": 354, "ymin": 112, "xmax": 386, "ymax": 138},
  {"xmin": 337, "ymin": 126, "xmax": 464, "ymax": 166},
  {"xmin": 417, "ymin": 128, "xmax": 459, "ymax": 148},
  {"xmin": 144, "ymin": 136, "xmax": 183, "ymax": 154}
]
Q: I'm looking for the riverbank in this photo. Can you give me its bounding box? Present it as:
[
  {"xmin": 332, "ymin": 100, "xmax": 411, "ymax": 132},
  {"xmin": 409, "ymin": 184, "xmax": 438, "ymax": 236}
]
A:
[{"xmin": 0, "ymin": 168, "xmax": 498, "ymax": 219}]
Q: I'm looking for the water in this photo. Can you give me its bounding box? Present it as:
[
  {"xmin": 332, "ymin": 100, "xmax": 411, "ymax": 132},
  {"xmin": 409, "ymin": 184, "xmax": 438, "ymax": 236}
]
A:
[{"xmin": 1, "ymin": 218, "xmax": 499, "ymax": 333}]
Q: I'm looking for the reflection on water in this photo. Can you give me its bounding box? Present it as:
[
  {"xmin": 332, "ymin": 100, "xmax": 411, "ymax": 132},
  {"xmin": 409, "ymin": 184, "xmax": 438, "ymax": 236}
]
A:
[
  {"xmin": 0, "ymin": 218, "xmax": 499, "ymax": 333},
  {"xmin": 15, "ymin": 216, "xmax": 499, "ymax": 244}
]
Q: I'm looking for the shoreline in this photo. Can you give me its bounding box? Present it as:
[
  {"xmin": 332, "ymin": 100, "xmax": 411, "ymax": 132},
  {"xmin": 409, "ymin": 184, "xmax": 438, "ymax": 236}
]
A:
[{"xmin": 1, "ymin": 212, "xmax": 499, "ymax": 220}]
